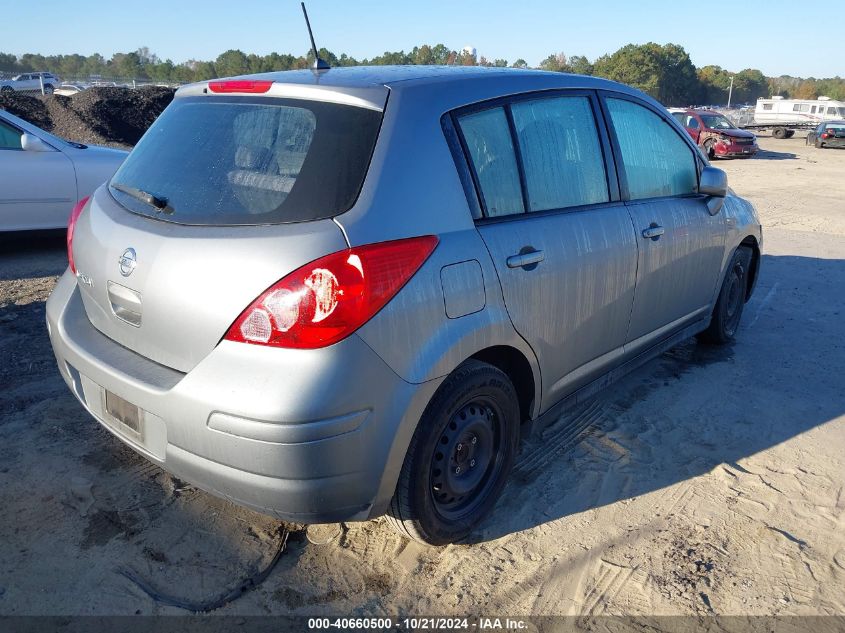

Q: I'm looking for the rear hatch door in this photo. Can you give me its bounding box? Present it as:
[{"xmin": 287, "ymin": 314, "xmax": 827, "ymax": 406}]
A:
[{"xmin": 71, "ymin": 89, "xmax": 384, "ymax": 373}]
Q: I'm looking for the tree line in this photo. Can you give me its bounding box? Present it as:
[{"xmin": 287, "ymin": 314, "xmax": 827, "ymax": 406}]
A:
[{"xmin": 1, "ymin": 43, "xmax": 843, "ymax": 105}]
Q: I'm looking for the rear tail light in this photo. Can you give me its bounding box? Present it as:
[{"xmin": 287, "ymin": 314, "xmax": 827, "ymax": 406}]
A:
[
  {"xmin": 208, "ymin": 80, "xmax": 273, "ymax": 94},
  {"xmin": 67, "ymin": 195, "xmax": 90, "ymax": 274},
  {"xmin": 224, "ymin": 236, "xmax": 439, "ymax": 349},
  {"xmin": 822, "ymin": 132, "xmax": 832, "ymax": 139}
]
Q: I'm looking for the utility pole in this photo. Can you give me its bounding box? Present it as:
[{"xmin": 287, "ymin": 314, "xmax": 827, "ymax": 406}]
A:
[{"xmin": 727, "ymin": 75, "xmax": 734, "ymax": 108}]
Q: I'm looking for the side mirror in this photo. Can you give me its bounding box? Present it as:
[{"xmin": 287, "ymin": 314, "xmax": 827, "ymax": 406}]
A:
[
  {"xmin": 21, "ymin": 133, "xmax": 52, "ymax": 152},
  {"xmin": 699, "ymin": 166, "xmax": 727, "ymax": 215}
]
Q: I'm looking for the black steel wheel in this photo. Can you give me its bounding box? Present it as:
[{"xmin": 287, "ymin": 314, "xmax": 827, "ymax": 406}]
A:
[
  {"xmin": 703, "ymin": 139, "xmax": 716, "ymax": 160},
  {"xmin": 387, "ymin": 360, "xmax": 520, "ymax": 545},
  {"xmin": 430, "ymin": 398, "xmax": 504, "ymax": 520},
  {"xmin": 699, "ymin": 246, "xmax": 753, "ymax": 344}
]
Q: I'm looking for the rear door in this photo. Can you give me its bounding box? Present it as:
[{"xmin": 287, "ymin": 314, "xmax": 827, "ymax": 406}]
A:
[
  {"xmin": 454, "ymin": 91, "xmax": 638, "ymax": 409},
  {"xmin": 600, "ymin": 93, "xmax": 726, "ymax": 351}
]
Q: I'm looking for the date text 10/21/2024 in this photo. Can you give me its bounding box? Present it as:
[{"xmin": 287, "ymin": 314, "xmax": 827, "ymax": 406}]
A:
[{"xmin": 307, "ymin": 617, "xmax": 530, "ymax": 630}]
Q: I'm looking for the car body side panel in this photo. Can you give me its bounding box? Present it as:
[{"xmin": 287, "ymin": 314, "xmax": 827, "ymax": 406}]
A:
[
  {"xmin": 63, "ymin": 145, "xmax": 128, "ymax": 206},
  {"xmin": 710, "ymin": 194, "xmax": 763, "ymax": 304},
  {"xmin": 0, "ymin": 145, "xmax": 76, "ymax": 230},
  {"xmin": 354, "ymin": 229, "xmax": 543, "ymax": 417}
]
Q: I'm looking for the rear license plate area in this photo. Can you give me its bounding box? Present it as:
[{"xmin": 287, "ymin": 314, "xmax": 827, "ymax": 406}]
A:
[{"xmin": 105, "ymin": 390, "xmax": 143, "ymax": 438}]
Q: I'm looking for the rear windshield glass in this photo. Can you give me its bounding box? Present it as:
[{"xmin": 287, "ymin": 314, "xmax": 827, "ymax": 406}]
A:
[{"xmin": 109, "ymin": 96, "xmax": 382, "ymax": 225}]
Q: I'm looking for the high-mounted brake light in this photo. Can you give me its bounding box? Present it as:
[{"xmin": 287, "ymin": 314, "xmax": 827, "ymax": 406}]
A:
[
  {"xmin": 207, "ymin": 80, "xmax": 273, "ymax": 94},
  {"xmin": 67, "ymin": 195, "xmax": 90, "ymax": 274},
  {"xmin": 224, "ymin": 236, "xmax": 439, "ymax": 349}
]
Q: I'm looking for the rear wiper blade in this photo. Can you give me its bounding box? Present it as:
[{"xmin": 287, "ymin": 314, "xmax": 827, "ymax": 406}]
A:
[{"xmin": 111, "ymin": 183, "xmax": 172, "ymax": 213}]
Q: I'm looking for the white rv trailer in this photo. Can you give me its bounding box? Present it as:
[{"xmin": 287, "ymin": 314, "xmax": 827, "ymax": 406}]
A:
[{"xmin": 755, "ymin": 96, "xmax": 845, "ymax": 124}]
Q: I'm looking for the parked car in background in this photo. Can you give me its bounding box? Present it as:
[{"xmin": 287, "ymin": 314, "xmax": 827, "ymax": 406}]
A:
[
  {"xmin": 47, "ymin": 67, "xmax": 761, "ymax": 545},
  {"xmin": 670, "ymin": 108, "xmax": 758, "ymax": 159},
  {"xmin": 54, "ymin": 83, "xmax": 87, "ymax": 97},
  {"xmin": 0, "ymin": 72, "xmax": 61, "ymax": 94},
  {"xmin": 809, "ymin": 120, "xmax": 845, "ymax": 149},
  {"xmin": 0, "ymin": 110, "xmax": 127, "ymax": 231},
  {"xmin": 755, "ymin": 96, "xmax": 845, "ymax": 124}
]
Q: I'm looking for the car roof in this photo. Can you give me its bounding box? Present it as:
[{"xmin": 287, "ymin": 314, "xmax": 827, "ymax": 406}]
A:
[
  {"xmin": 216, "ymin": 65, "xmax": 558, "ymax": 88},
  {"xmin": 176, "ymin": 65, "xmax": 644, "ymax": 112}
]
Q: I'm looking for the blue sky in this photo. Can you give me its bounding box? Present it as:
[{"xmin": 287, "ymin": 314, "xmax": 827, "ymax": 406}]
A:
[{"xmin": 1, "ymin": 0, "xmax": 838, "ymax": 78}]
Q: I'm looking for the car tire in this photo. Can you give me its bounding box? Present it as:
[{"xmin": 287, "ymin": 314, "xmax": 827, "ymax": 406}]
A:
[
  {"xmin": 815, "ymin": 139, "xmax": 824, "ymax": 149},
  {"xmin": 43, "ymin": 83, "xmax": 54, "ymax": 94},
  {"xmin": 386, "ymin": 360, "xmax": 520, "ymax": 545},
  {"xmin": 703, "ymin": 139, "xmax": 716, "ymax": 160},
  {"xmin": 0, "ymin": 86, "xmax": 12, "ymax": 93},
  {"xmin": 772, "ymin": 127, "xmax": 787, "ymax": 140},
  {"xmin": 698, "ymin": 246, "xmax": 753, "ymax": 345}
]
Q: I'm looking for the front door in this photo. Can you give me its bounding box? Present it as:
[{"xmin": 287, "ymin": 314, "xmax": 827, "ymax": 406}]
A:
[
  {"xmin": 455, "ymin": 92, "xmax": 638, "ymax": 410},
  {"xmin": 602, "ymin": 95, "xmax": 726, "ymax": 350}
]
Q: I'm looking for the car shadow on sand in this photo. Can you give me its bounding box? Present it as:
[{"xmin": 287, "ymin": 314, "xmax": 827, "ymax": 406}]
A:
[
  {"xmin": 469, "ymin": 252, "xmax": 845, "ymax": 542},
  {"xmin": 0, "ymin": 230, "xmax": 67, "ymax": 282},
  {"xmin": 749, "ymin": 149, "xmax": 797, "ymax": 160}
]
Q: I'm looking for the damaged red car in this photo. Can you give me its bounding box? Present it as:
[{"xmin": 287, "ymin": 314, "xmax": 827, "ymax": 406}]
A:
[{"xmin": 670, "ymin": 108, "xmax": 758, "ymax": 159}]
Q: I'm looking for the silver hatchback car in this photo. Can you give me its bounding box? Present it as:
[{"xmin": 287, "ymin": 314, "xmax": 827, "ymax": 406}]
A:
[{"xmin": 46, "ymin": 66, "xmax": 761, "ymax": 545}]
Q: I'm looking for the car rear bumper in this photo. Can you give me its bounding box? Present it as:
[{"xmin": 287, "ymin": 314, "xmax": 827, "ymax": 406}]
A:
[{"xmin": 46, "ymin": 270, "xmax": 441, "ymax": 523}]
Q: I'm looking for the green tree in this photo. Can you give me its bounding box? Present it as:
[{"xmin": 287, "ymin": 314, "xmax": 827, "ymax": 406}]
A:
[
  {"xmin": 568, "ymin": 55, "xmax": 593, "ymax": 75},
  {"xmin": 512, "ymin": 58, "xmax": 528, "ymax": 69},
  {"xmin": 0, "ymin": 52, "xmax": 19, "ymax": 73},
  {"xmin": 593, "ymin": 42, "xmax": 699, "ymax": 105},
  {"xmin": 732, "ymin": 68, "xmax": 768, "ymax": 103},
  {"xmin": 539, "ymin": 52, "xmax": 568, "ymax": 72},
  {"xmin": 215, "ymin": 49, "xmax": 250, "ymax": 77}
]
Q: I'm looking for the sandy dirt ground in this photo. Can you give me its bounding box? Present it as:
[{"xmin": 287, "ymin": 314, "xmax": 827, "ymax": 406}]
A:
[{"xmin": 1, "ymin": 135, "xmax": 843, "ymax": 619}]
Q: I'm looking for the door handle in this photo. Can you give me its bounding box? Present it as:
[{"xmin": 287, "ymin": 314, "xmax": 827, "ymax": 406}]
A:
[
  {"xmin": 642, "ymin": 224, "xmax": 665, "ymax": 240},
  {"xmin": 507, "ymin": 249, "xmax": 545, "ymax": 269}
]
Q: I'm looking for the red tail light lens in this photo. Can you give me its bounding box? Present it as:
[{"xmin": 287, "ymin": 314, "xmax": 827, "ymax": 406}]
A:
[
  {"xmin": 224, "ymin": 236, "xmax": 439, "ymax": 349},
  {"xmin": 67, "ymin": 195, "xmax": 90, "ymax": 274},
  {"xmin": 208, "ymin": 80, "xmax": 273, "ymax": 94},
  {"xmin": 822, "ymin": 132, "xmax": 832, "ymax": 139}
]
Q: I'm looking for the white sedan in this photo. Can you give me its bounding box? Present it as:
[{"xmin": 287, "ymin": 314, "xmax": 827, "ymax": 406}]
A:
[{"xmin": 0, "ymin": 110, "xmax": 127, "ymax": 231}]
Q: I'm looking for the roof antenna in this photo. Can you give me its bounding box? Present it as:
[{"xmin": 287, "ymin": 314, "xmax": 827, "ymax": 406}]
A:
[{"xmin": 301, "ymin": 2, "xmax": 330, "ymax": 71}]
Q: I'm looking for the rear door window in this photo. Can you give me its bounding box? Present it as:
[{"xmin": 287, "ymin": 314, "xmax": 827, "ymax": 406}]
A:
[
  {"xmin": 605, "ymin": 98, "xmax": 698, "ymax": 200},
  {"xmin": 510, "ymin": 95, "xmax": 608, "ymax": 211},
  {"xmin": 109, "ymin": 97, "xmax": 382, "ymax": 225},
  {"xmin": 458, "ymin": 107, "xmax": 525, "ymax": 217}
]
